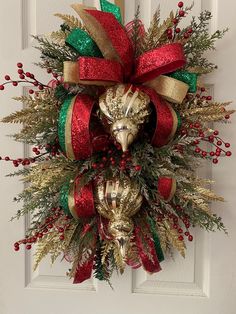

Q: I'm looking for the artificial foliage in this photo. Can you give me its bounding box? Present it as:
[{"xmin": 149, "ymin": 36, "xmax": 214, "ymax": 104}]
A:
[{"xmin": 0, "ymin": 0, "xmax": 234, "ymax": 285}]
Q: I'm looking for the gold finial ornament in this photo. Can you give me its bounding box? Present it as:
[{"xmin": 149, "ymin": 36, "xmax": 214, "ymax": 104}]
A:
[
  {"xmin": 95, "ymin": 177, "xmax": 143, "ymax": 261},
  {"xmin": 99, "ymin": 84, "xmax": 151, "ymax": 151}
]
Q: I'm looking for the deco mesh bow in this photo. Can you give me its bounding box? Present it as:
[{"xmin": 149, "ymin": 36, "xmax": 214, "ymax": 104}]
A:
[{"xmin": 0, "ymin": 1, "xmax": 234, "ymax": 285}]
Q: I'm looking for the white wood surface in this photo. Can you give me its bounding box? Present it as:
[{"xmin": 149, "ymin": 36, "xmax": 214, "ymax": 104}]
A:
[{"xmin": 0, "ymin": 1, "xmax": 235, "ymax": 314}]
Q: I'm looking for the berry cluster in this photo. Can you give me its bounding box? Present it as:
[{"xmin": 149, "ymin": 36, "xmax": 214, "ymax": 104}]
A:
[
  {"xmin": 14, "ymin": 207, "xmax": 71, "ymax": 251},
  {"xmin": 166, "ymin": 2, "xmax": 193, "ymax": 40},
  {"xmin": 157, "ymin": 206, "xmax": 193, "ymax": 242},
  {"xmin": 91, "ymin": 144, "xmax": 142, "ymax": 172},
  {"xmin": 0, "ymin": 62, "xmax": 58, "ymax": 94}
]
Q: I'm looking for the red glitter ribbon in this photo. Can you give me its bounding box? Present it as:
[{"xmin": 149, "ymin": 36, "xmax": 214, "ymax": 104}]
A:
[
  {"xmin": 74, "ymin": 176, "xmax": 95, "ymax": 218},
  {"xmin": 71, "ymin": 94, "xmax": 94, "ymax": 159},
  {"xmin": 78, "ymin": 57, "xmax": 123, "ymax": 83},
  {"xmin": 85, "ymin": 9, "xmax": 134, "ymax": 78},
  {"xmin": 141, "ymin": 87, "xmax": 177, "ymax": 147},
  {"xmin": 134, "ymin": 226, "xmax": 161, "ymax": 273},
  {"xmin": 73, "ymin": 255, "xmax": 94, "ymax": 284},
  {"xmin": 133, "ymin": 43, "xmax": 186, "ymax": 83}
]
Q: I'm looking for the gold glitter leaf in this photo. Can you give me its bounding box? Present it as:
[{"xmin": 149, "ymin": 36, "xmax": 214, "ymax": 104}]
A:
[{"xmin": 54, "ymin": 13, "xmax": 82, "ymax": 29}]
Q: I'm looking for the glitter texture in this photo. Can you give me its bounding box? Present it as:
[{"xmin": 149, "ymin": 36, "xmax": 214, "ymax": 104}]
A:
[
  {"xmin": 133, "ymin": 43, "xmax": 186, "ymax": 83},
  {"xmin": 169, "ymin": 70, "xmax": 198, "ymax": 93},
  {"xmin": 74, "ymin": 176, "xmax": 95, "ymax": 217},
  {"xmin": 58, "ymin": 96, "xmax": 74, "ymax": 154},
  {"xmin": 66, "ymin": 28, "xmax": 102, "ymax": 57},
  {"xmin": 78, "ymin": 57, "xmax": 123, "ymax": 83},
  {"xmin": 85, "ymin": 9, "xmax": 134, "ymax": 78},
  {"xmin": 100, "ymin": 0, "xmax": 122, "ymax": 23},
  {"xmin": 60, "ymin": 181, "xmax": 71, "ymax": 217},
  {"xmin": 71, "ymin": 94, "xmax": 94, "ymax": 160}
]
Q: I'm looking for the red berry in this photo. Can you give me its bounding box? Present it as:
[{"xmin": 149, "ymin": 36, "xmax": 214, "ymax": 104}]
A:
[
  {"xmin": 194, "ymin": 122, "xmax": 200, "ymax": 129},
  {"xmin": 213, "ymin": 158, "xmax": 218, "ymax": 164},
  {"xmin": 92, "ymin": 163, "xmax": 97, "ymax": 169},
  {"xmin": 178, "ymin": 1, "xmax": 184, "ymax": 8},
  {"xmin": 18, "ymin": 69, "xmax": 23, "ymax": 75},
  {"xmin": 47, "ymin": 68, "xmax": 52, "ymax": 73},
  {"xmin": 38, "ymin": 233, "xmax": 43, "ymax": 238},
  {"xmin": 58, "ymin": 227, "xmax": 64, "ymax": 233},
  {"xmin": 206, "ymin": 96, "xmax": 212, "ymax": 101},
  {"xmin": 175, "ymin": 27, "xmax": 181, "ymax": 33},
  {"xmin": 53, "ymin": 73, "xmax": 58, "ymax": 78},
  {"xmin": 208, "ymin": 135, "xmax": 214, "ymax": 142},
  {"xmin": 195, "ymin": 147, "xmax": 201, "ymax": 154},
  {"xmin": 25, "ymin": 72, "xmax": 31, "ymax": 77},
  {"xmin": 167, "ymin": 29, "xmax": 172, "ymax": 35},
  {"xmin": 38, "ymin": 85, "xmax": 44, "ymax": 90},
  {"xmin": 213, "ymin": 130, "xmax": 219, "ymax": 136},
  {"xmin": 184, "ymin": 33, "xmax": 189, "ymax": 39},
  {"xmin": 5, "ymin": 157, "xmax": 10, "ymax": 161},
  {"xmin": 217, "ymin": 141, "xmax": 222, "ymax": 146},
  {"xmin": 14, "ymin": 242, "xmax": 20, "ymax": 248},
  {"xmin": 5, "ymin": 75, "xmax": 10, "ymax": 80},
  {"xmin": 184, "ymin": 231, "xmax": 189, "ymax": 236},
  {"xmin": 14, "ymin": 246, "xmax": 20, "ymax": 251},
  {"xmin": 201, "ymin": 87, "xmax": 206, "ymax": 92},
  {"xmin": 173, "ymin": 224, "xmax": 178, "ymax": 229},
  {"xmin": 179, "ymin": 10, "xmax": 185, "ymax": 17},
  {"xmin": 202, "ymin": 151, "xmax": 207, "ymax": 157},
  {"xmin": 17, "ymin": 62, "xmax": 23, "ymax": 68},
  {"xmin": 26, "ymin": 244, "xmax": 32, "ymax": 250},
  {"xmin": 188, "ymin": 235, "xmax": 193, "ymax": 242},
  {"xmin": 99, "ymin": 163, "xmax": 105, "ymax": 169},
  {"xmin": 12, "ymin": 81, "xmax": 18, "ymax": 86},
  {"xmin": 173, "ymin": 18, "xmax": 179, "ymax": 24},
  {"xmin": 225, "ymin": 143, "xmax": 230, "ymax": 148},
  {"xmin": 225, "ymin": 115, "xmax": 230, "ymax": 120},
  {"xmin": 188, "ymin": 28, "xmax": 193, "ymax": 34},
  {"xmin": 135, "ymin": 165, "xmax": 142, "ymax": 171},
  {"xmin": 102, "ymin": 156, "xmax": 107, "ymax": 162},
  {"xmin": 29, "ymin": 89, "xmax": 34, "ymax": 94},
  {"xmin": 178, "ymin": 228, "xmax": 183, "ymax": 234},
  {"xmin": 178, "ymin": 235, "xmax": 184, "ymax": 241},
  {"xmin": 19, "ymin": 74, "xmax": 25, "ymax": 79},
  {"xmin": 0, "ymin": 85, "xmax": 5, "ymax": 90},
  {"xmin": 59, "ymin": 235, "xmax": 65, "ymax": 241},
  {"xmin": 210, "ymin": 152, "xmax": 215, "ymax": 157},
  {"xmin": 33, "ymin": 81, "xmax": 39, "ymax": 86},
  {"xmin": 226, "ymin": 151, "xmax": 232, "ymax": 157},
  {"xmin": 215, "ymin": 151, "xmax": 221, "ymax": 157}
]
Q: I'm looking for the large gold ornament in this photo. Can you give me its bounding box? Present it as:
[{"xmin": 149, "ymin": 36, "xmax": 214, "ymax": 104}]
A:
[
  {"xmin": 99, "ymin": 84, "xmax": 151, "ymax": 152},
  {"xmin": 95, "ymin": 177, "xmax": 143, "ymax": 261}
]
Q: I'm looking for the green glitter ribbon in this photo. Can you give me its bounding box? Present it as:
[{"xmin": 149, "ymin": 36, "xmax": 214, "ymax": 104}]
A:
[
  {"xmin": 100, "ymin": 0, "xmax": 122, "ymax": 23},
  {"xmin": 58, "ymin": 95, "xmax": 74, "ymax": 154},
  {"xmin": 60, "ymin": 181, "xmax": 72, "ymax": 217},
  {"xmin": 148, "ymin": 216, "xmax": 165, "ymax": 262},
  {"xmin": 176, "ymin": 112, "xmax": 182, "ymax": 130},
  {"xmin": 169, "ymin": 70, "xmax": 198, "ymax": 93},
  {"xmin": 66, "ymin": 28, "xmax": 102, "ymax": 57}
]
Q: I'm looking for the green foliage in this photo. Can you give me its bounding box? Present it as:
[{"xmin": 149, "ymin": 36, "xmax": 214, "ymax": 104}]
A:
[{"xmin": 183, "ymin": 11, "xmax": 228, "ymax": 72}]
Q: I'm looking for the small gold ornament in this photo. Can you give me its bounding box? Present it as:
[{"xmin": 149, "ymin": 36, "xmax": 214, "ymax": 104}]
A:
[
  {"xmin": 95, "ymin": 177, "xmax": 143, "ymax": 262},
  {"xmin": 99, "ymin": 84, "xmax": 151, "ymax": 152}
]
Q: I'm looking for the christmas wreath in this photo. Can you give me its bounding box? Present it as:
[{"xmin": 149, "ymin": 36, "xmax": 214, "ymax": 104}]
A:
[{"xmin": 0, "ymin": 0, "xmax": 234, "ymax": 285}]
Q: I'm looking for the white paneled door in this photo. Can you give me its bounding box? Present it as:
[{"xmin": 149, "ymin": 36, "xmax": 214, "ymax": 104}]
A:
[{"xmin": 0, "ymin": 1, "xmax": 236, "ymax": 314}]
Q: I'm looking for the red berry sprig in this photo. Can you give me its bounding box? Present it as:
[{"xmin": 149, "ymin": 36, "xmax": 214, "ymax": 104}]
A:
[
  {"xmin": 0, "ymin": 62, "xmax": 59, "ymax": 94},
  {"xmin": 13, "ymin": 207, "xmax": 72, "ymax": 251}
]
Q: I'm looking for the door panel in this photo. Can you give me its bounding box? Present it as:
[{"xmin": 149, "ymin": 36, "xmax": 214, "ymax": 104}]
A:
[{"xmin": 0, "ymin": 1, "xmax": 235, "ymax": 314}]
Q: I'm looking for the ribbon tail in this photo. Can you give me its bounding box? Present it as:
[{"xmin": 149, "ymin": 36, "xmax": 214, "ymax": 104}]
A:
[
  {"xmin": 134, "ymin": 227, "xmax": 161, "ymax": 273},
  {"xmin": 73, "ymin": 255, "xmax": 94, "ymax": 284}
]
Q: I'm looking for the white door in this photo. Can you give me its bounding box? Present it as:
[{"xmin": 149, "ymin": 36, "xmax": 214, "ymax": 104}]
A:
[{"xmin": 0, "ymin": 1, "xmax": 235, "ymax": 314}]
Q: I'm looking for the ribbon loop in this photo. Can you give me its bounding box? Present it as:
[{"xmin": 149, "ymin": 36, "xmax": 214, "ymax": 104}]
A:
[
  {"xmin": 64, "ymin": 58, "xmax": 123, "ymax": 85},
  {"xmin": 133, "ymin": 43, "xmax": 186, "ymax": 83}
]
